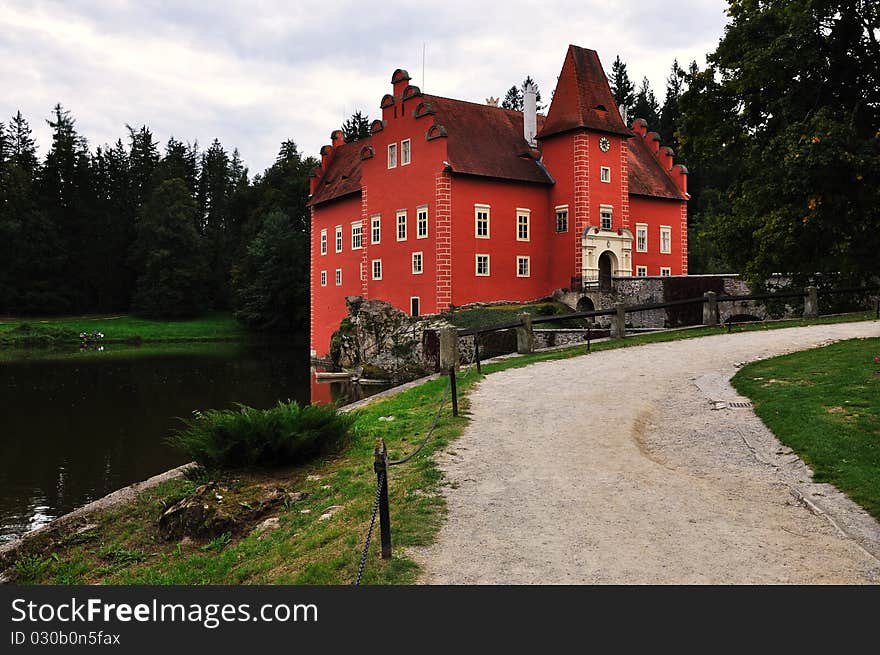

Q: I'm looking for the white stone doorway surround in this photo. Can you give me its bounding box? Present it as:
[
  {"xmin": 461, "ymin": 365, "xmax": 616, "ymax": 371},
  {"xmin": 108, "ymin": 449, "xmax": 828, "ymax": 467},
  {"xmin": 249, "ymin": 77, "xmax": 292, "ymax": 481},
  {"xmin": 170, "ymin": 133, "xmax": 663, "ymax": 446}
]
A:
[{"xmin": 582, "ymin": 227, "xmax": 633, "ymax": 287}]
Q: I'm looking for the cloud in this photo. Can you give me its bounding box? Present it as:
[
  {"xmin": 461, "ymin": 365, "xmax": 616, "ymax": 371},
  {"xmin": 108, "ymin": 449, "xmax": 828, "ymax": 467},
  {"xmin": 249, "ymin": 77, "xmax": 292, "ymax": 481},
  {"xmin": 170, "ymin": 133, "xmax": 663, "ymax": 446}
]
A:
[{"xmin": 0, "ymin": 0, "xmax": 729, "ymax": 174}]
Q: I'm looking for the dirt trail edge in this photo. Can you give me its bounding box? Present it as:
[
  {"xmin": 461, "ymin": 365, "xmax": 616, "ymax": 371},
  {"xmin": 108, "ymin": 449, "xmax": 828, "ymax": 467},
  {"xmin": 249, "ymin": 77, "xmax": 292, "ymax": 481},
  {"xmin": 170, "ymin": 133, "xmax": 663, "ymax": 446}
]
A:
[{"xmin": 415, "ymin": 322, "xmax": 880, "ymax": 584}]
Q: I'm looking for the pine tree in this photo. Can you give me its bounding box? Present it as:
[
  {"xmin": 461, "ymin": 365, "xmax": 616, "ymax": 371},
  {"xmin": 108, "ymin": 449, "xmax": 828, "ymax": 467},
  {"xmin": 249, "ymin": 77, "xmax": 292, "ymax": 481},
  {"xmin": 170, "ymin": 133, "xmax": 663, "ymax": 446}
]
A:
[
  {"xmin": 609, "ymin": 55, "xmax": 636, "ymax": 120},
  {"xmin": 660, "ymin": 60, "xmax": 685, "ymax": 149},
  {"xmin": 501, "ymin": 85, "xmax": 522, "ymax": 111},
  {"xmin": 500, "ymin": 77, "xmax": 544, "ymax": 112},
  {"xmin": 127, "ymin": 125, "xmax": 160, "ymax": 211},
  {"xmin": 342, "ymin": 111, "xmax": 371, "ymax": 142},
  {"xmin": 131, "ymin": 178, "xmax": 210, "ymax": 317},
  {"xmin": 632, "ymin": 76, "xmax": 661, "ymax": 127},
  {"xmin": 40, "ymin": 104, "xmax": 93, "ymax": 309},
  {"xmin": 232, "ymin": 210, "xmax": 307, "ymax": 329}
]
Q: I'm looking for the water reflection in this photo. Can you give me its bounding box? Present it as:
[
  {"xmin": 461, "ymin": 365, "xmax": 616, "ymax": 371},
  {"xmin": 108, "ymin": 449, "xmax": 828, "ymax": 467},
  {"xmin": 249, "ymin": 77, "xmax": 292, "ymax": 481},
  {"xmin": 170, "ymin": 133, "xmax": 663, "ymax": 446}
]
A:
[{"xmin": 0, "ymin": 340, "xmax": 311, "ymax": 542}]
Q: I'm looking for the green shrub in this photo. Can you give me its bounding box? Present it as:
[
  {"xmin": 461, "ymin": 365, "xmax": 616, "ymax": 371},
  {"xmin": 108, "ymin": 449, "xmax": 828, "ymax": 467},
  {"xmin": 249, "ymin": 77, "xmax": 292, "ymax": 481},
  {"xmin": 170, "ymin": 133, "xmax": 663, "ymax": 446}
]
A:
[{"xmin": 168, "ymin": 401, "xmax": 357, "ymax": 469}]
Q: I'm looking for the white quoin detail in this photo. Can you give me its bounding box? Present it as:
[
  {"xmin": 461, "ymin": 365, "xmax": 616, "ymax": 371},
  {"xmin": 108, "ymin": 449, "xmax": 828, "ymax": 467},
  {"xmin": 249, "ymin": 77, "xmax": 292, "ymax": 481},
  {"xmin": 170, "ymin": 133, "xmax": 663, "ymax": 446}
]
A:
[{"xmin": 523, "ymin": 82, "xmax": 538, "ymax": 147}]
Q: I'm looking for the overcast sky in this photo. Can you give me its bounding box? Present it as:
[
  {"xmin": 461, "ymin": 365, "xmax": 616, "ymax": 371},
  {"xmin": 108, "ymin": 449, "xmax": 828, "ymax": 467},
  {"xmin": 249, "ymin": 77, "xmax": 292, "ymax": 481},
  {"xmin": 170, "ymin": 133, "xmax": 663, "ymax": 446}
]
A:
[{"xmin": 1, "ymin": 0, "xmax": 730, "ymax": 175}]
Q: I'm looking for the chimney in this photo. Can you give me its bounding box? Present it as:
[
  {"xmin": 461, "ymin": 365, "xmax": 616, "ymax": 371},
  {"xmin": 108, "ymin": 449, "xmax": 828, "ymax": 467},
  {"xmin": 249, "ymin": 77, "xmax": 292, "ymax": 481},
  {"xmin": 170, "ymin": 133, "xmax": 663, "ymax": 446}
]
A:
[{"xmin": 523, "ymin": 81, "xmax": 538, "ymax": 147}]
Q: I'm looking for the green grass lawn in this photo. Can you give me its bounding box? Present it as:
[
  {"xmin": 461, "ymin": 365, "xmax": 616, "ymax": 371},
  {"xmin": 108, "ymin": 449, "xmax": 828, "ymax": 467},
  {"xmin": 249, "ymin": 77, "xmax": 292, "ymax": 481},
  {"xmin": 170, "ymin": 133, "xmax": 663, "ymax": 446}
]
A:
[
  {"xmin": 732, "ymin": 337, "xmax": 880, "ymax": 520},
  {"xmin": 5, "ymin": 311, "xmax": 876, "ymax": 585},
  {"xmin": 0, "ymin": 313, "xmax": 245, "ymax": 350}
]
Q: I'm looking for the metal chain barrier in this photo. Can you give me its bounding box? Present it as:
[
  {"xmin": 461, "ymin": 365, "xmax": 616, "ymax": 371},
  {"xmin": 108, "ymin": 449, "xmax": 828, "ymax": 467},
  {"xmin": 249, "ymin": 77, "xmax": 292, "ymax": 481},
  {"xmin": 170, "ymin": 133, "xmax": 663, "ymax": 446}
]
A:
[
  {"xmin": 388, "ymin": 376, "xmax": 451, "ymax": 466},
  {"xmin": 355, "ymin": 469, "xmax": 385, "ymax": 586}
]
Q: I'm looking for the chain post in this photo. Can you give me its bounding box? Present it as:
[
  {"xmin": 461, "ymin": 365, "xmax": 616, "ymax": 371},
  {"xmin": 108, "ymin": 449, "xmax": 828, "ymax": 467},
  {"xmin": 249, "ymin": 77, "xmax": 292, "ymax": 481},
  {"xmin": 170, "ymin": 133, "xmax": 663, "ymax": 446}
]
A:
[
  {"xmin": 448, "ymin": 366, "xmax": 459, "ymax": 417},
  {"xmin": 876, "ymin": 298, "xmax": 879, "ymax": 319},
  {"xmin": 373, "ymin": 438, "xmax": 392, "ymax": 559},
  {"xmin": 587, "ymin": 324, "xmax": 591, "ymax": 353},
  {"xmin": 474, "ymin": 335, "xmax": 482, "ymax": 375}
]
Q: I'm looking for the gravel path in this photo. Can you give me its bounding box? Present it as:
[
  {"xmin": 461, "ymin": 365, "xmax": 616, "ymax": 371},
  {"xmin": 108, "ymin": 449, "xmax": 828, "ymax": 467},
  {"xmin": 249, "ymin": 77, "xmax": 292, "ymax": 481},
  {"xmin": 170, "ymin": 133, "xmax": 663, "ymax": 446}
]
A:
[{"xmin": 415, "ymin": 322, "xmax": 880, "ymax": 584}]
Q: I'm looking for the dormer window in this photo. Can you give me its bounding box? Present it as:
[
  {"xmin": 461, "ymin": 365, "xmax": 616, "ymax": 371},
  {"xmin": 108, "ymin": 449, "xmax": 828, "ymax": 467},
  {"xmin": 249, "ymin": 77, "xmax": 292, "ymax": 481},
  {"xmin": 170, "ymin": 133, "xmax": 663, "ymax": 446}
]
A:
[
  {"xmin": 388, "ymin": 143, "xmax": 397, "ymax": 168},
  {"xmin": 401, "ymin": 139, "xmax": 411, "ymax": 165}
]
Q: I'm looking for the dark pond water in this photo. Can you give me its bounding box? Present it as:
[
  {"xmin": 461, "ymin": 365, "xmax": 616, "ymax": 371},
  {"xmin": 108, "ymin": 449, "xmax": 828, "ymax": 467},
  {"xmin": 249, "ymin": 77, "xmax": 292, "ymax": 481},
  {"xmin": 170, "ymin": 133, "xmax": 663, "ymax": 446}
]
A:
[{"xmin": 0, "ymin": 341, "xmax": 380, "ymax": 543}]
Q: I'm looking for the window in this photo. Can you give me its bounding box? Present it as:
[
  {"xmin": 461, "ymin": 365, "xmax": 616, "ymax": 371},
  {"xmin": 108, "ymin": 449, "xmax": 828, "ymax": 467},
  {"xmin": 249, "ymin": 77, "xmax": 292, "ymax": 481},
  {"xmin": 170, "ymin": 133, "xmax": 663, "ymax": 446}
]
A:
[
  {"xmin": 372, "ymin": 259, "xmax": 382, "ymax": 280},
  {"xmin": 335, "ymin": 226, "xmax": 343, "ymax": 253},
  {"xmin": 335, "ymin": 268, "xmax": 342, "ymax": 286},
  {"xmin": 636, "ymin": 223, "xmax": 648, "ymax": 252},
  {"xmin": 517, "ymin": 256, "xmax": 530, "ymax": 278},
  {"xmin": 600, "ymin": 205, "xmax": 613, "ymax": 231},
  {"xmin": 475, "ymin": 254, "xmax": 490, "ymax": 276},
  {"xmin": 401, "ymin": 139, "xmax": 411, "ymax": 165},
  {"xmin": 517, "ymin": 209, "xmax": 530, "ymax": 241},
  {"xmin": 371, "ymin": 215, "xmax": 381, "ymax": 244},
  {"xmin": 636, "ymin": 266, "xmax": 647, "ymax": 277},
  {"xmin": 660, "ymin": 226, "xmax": 672, "ymax": 254},
  {"xmin": 412, "ymin": 251, "xmax": 423, "ymax": 274},
  {"xmin": 416, "ymin": 205, "xmax": 428, "ymax": 238},
  {"xmin": 600, "ymin": 166, "xmax": 611, "ymax": 183},
  {"xmin": 396, "ymin": 210, "xmax": 407, "ymax": 241},
  {"xmin": 320, "ymin": 270, "xmax": 327, "ymax": 286},
  {"xmin": 320, "ymin": 229, "xmax": 327, "ymax": 255},
  {"xmin": 351, "ymin": 221, "xmax": 363, "ymax": 250},
  {"xmin": 387, "ymin": 143, "xmax": 397, "ymax": 168},
  {"xmin": 410, "ymin": 297, "xmax": 420, "ymax": 317},
  {"xmin": 555, "ymin": 206, "xmax": 569, "ymax": 233},
  {"xmin": 660, "ymin": 267, "xmax": 671, "ymax": 277},
  {"xmin": 475, "ymin": 205, "xmax": 490, "ymax": 238}
]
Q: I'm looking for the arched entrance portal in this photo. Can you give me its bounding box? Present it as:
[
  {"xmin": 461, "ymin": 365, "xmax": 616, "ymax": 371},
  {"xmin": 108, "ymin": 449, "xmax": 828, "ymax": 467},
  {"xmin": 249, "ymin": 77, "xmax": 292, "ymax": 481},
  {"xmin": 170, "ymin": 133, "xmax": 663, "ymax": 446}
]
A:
[
  {"xmin": 597, "ymin": 251, "xmax": 616, "ymax": 291},
  {"xmin": 576, "ymin": 296, "xmax": 595, "ymax": 312}
]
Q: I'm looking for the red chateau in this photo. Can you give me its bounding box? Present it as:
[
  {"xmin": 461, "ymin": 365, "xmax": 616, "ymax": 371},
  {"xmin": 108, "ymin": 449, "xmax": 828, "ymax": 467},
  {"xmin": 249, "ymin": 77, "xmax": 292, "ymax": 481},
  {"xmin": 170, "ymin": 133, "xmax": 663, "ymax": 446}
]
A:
[{"xmin": 309, "ymin": 45, "xmax": 689, "ymax": 357}]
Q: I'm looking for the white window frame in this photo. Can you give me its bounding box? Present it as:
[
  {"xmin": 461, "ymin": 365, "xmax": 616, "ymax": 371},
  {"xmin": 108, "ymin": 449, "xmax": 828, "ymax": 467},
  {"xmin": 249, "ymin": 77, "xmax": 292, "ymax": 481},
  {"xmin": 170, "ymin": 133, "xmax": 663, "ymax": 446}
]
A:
[
  {"xmin": 636, "ymin": 266, "xmax": 647, "ymax": 277},
  {"xmin": 516, "ymin": 209, "xmax": 530, "ymax": 242},
  {"xmin": 416, "ymin": 205, "xmax": 428, "ymax": 239},
  {"xmin": 351, "ymin": 220, "xmax": 363, "ymax": 250},
  {"xmin": 320, "ymin": 270, "xmax": 327, "ymax": 286},
  {"xmin": 660, "ymin": 267, "xmax": 671, "ymax": 277},
  {"xmin": 555, "ymin": 205, "xmax": 569, "ymax": 233},
  {"xmin": 636, "ymin": 223, "xmax": 648, "ymax": 253},
  {"xmin": 320, "ymin": 229, "xmax": 327, "ymax": 255},
  {"xmin": 475, "ymin": 204, "xmax": 490, "ymax": 239},
  {"xmin": 401, "ymin": 139, "xmax": 411, "ymax": 166},
  {"xmin": 410, "ymin": 296, "xmax": 420, "ymax": 317},
  {"xmin": 600, "ymin": 205, "xmax": 613, "ymax": 231},
  {"xmin": 396, "ymin": 210, "xmax": 407, "ymax": 241},
  {"xmin": 335, "ymin": 225, "xmax": 343, "ymax": 253},
  {"xmin": 475, "ymin": 253, "xmax": 490, "ymax": 277},
  {"xmin": 412, "ymin": 251, "xmax": 423, "ymax": 275},
  {"xmin": 372, "ymin": 259, "xmax": 382, "ymax": 280},
  {"xmin": 516, "ymin": 256, "xmax": 530, "ymax": 278},
  {"xmin": 387, "ymin": 143, "xmax": 397, "ymax": 169},
  {"xmin": 660, "ymin": 226, "xmax": 672, "ymax": 254},
  {"xmin": 335, "ymin": 268, "xmax": 342, "ymax": 286},
  {"xmin": 370, "ymin": 215, "xmax": 381, "ymax": 245},
  {"xmin": 600, "ymin": 166, "xmax": 611, "ymax": 183}
]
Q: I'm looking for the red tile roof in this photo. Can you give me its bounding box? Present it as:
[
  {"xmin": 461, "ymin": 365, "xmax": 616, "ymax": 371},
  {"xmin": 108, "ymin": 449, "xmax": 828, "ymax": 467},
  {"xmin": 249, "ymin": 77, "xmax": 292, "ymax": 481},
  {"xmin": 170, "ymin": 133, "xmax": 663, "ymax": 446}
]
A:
[
  {"xmin": 626, "ymin": 135, "xmax": 685, "ymax": 200},
  {"xmin": 309, "ymin": 139, "xmax": 364, "ymax": 206},
  {"xmin": 538, "ymin": 45, "xmax": 631, "ymax": 139},
  {"xmin": 423, "ymin": 95, "xmax": 553, "ymax": 185}
]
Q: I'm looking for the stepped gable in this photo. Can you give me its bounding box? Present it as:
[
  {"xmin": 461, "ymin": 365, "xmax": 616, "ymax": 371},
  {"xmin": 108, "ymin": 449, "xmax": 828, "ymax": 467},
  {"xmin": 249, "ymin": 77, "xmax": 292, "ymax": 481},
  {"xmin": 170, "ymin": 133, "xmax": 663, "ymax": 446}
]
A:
[{"xmin": 627, "ymin": 118, "xmax": 688, "ymax": 199}]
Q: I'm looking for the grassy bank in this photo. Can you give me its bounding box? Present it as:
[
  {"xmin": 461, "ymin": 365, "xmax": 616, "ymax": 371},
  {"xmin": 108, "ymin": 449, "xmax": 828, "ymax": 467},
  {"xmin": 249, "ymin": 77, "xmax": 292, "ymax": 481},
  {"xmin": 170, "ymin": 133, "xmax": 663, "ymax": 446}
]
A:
[
  {"xmin": 0, "ymin": 313, "xmax": 245, "ymax": 351},
  {"xmin": 732, "ymin": 337, "xmax": 880, "ymax": 520},
  {"xmin": 5, "ymin": 311, "xmax": 876, "ymax": 585}
]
